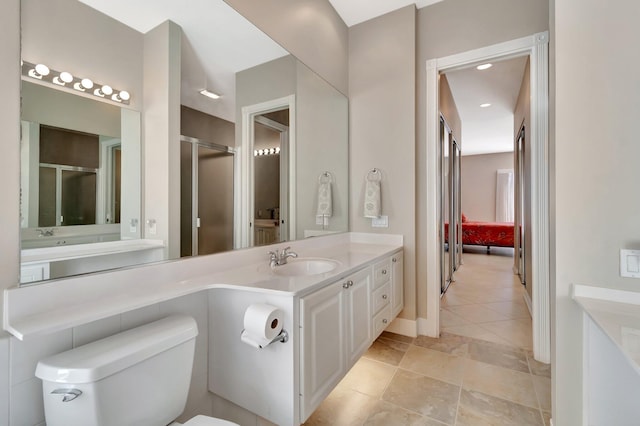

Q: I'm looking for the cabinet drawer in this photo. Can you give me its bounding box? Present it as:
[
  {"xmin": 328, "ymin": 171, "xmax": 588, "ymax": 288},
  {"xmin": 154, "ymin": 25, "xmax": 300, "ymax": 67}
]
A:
[
  {"xmin": 372, "ymin": 305, "xmax": 392, "ymax": 339},
  {"xmin": 373, "ymin": 259, "xmax": 391, "ymax": 288},
  {"xmin": 371, "ymin": 282, "xmax": 391, "ymax": 314}
]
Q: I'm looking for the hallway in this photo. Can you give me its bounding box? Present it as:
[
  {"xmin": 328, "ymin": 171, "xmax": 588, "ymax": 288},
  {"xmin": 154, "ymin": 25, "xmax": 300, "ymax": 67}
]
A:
[{"xmin": 304, "ymin": 250, "xmax": 551, "ymax": 425}]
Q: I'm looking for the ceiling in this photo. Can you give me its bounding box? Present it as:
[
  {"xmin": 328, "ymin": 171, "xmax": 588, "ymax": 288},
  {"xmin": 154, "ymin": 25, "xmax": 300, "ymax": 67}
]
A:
[
  {"xmin": 328, "ymin": 0, "xmax": 444, "ymax": 27},
  {"xmin": 445, "ymin": 56, "xmax": 528, "ymax": 156},
  {"xmin": 80, "ymin": 0, "xmax": 288, "ymax": 123},
  {"xmin": 80, "ymin": 0, "xmax": 526, "ymax": 155}
]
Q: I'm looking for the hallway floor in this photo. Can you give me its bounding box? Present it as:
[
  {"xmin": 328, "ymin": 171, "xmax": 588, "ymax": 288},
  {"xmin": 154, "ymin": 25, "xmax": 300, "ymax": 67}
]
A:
[{"xmin": 304, "ymin": 248, "xmax": 551, "ymax": 426}]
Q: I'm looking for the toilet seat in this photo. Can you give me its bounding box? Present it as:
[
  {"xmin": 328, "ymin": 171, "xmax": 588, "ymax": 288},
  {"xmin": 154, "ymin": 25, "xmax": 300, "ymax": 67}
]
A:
[{"xmin": 172, "ymin": 415, "xmax": 240, "ymax": 426}]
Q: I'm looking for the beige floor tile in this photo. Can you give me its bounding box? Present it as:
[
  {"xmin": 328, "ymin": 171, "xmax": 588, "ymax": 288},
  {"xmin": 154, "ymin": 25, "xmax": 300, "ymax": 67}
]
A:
[
  {"xmin": 456, "ymin": 389, "xmax": 544, "ymax": 426},
  {"xmin": 482, "ymin": 300, "xmax": 532, "ymax": 320},
  {"xmin": 442, "ymin": 324, "xmax": 510, "ymax": 347},
  {"xmin": 444, "ymin": 305, "xmax": 510, "ymax": 324},
  {"xmin": 399, "ymin": 346, "xmax": 466, "ymax": 385},
  {"xmin": 527, "ymin": 351, "xmax": 551, "ymax": 378},
  {"xmin": 382, "ymin": 370, "xmax": 460, "ymax": 425},
  {"xmin": 480, "ymin": 319, "xmax": 533, "ymax": 350},
  {"xmin": 363, "ymin": 400, "xmax": 448, "ymax": 426},
  {"xmin": 414, "ymin": 332, "xmax": 472, "ymax": 357},
  {"xmin": 338, "ymin": 357, "xmax": 396, "ymax": 398},
  {"xmin": 462, "ymin": 359, "xmax": 538, "ymax": 408},
  {"xmin": 440, "ymin": 290, "xmax": 474, "ymax": 307},
  {"xmin": 303, "ymin": 386, "xmax": 377, "ymax": 426},
  {"xmin": 439, "ymin": 309, "xmax": 471, "ymax": 328},
  {"xmin": 363, "ymin": 337, "xmax": 411, "ymax": 366},
  {"xmin": 532, "ymin": 375, "xmax": 552, "ymax": 412},
  {"xmin": 380, "ymin": 331, "xmax": 415, "ymax": 344},
  {"xmin": 467, "ymin": 339, "xmax": 529, "ymax": 373}
]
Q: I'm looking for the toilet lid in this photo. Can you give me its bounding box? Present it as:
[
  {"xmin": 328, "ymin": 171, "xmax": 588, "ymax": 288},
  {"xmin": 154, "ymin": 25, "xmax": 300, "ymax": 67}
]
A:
[{"xmin": 183, "ymin": 415, "xmax": 239, "ymax": 426}]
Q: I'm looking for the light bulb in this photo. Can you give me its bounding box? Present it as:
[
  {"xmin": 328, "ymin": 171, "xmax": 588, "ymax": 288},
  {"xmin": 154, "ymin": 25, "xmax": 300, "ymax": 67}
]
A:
[
  {"xmin": 101, "ymin": 85, "xmax": 113, "ymax": 96},
  {"xmin": 81, "ymin": 78, "xmax": 93, "ymax": 89},
  {"xmin": 35, "ymin": 64, "xmax": 50, "ymax": 76},
  {"xmin": 59, "ymin": 72, "xmax": 73, "ymax": 83},
  {"xmin": 118, "ymin": 90, "xmax": 130, "ymax": 101}
]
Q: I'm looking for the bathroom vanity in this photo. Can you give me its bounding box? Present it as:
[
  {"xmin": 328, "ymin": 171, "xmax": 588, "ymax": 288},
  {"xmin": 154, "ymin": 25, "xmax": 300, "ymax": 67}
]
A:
[{"xmin": 4, "ymin": 232, "xmax": 403, "ymax": 426}]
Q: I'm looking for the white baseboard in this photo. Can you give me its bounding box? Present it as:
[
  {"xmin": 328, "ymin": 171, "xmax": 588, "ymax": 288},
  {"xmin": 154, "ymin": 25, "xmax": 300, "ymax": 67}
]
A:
[
  {"xmin": 384, "ymin": 317, "xmax": 417, "ymax": 337},
  {"xmin": 523, "ymin": 291, "xmax": 533, "ymax": 317},
  {"xmin": 417, "ymin": 317, "xmax": 435, "ymax": 337}
]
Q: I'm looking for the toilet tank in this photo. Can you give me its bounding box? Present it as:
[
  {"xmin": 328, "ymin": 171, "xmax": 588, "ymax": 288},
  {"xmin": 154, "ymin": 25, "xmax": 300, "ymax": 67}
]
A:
[{"xmin": 35, "ymin": 315, "xmax": 198, "ymax": 426}]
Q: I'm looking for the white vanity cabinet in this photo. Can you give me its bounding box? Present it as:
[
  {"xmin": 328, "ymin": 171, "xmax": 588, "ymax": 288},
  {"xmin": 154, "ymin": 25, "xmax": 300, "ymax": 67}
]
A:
[
  {"xmin": 299, "ymin": 267, "xmax": 372, "ymax": 421},
  {"xmin": 391, "ymin": 252, "xmax": 404, "ymax": 317}
]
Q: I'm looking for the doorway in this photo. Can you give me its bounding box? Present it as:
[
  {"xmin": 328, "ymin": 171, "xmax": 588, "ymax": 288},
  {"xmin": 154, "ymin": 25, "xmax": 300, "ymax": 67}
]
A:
[
  {"xmin": 425, "ymin": 32, "xmax": 550, "ymax": 362},
  {"xmin": 240, "ymin": 95, "xmax": 296, "ymax": 248}
]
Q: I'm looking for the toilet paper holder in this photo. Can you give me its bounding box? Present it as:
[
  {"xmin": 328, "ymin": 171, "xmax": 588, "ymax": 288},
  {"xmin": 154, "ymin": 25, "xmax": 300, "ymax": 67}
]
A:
[{"xmin": 241, "ymin": 328, "xmax": 289, "ymax": 348}]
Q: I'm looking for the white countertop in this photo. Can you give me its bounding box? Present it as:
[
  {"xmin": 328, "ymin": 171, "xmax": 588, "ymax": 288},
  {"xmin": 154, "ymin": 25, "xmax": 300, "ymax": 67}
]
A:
[
  {"xmin": 573, "ymin": 284, "xmax": 640, "ymax": 374},
  {"xmin": 21, "ymin": 239, "xmax": 165, "ymax": 264},
  {"xmin": 4, "ymin": 233, "xmax": 402, "ymax": 340}
]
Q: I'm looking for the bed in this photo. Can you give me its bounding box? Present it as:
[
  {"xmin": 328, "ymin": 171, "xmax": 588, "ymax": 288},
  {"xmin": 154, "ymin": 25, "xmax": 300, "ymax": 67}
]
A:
[{"xmin": 445, "ymin": 221, "xmax": 515, "ymax": 252}]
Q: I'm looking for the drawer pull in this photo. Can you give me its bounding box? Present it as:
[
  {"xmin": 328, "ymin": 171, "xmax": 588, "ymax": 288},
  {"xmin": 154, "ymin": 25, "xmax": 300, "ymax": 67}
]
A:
[
  {"xmin": 382, "ymin": 270, "xmax": 387, "ymax": 275},
  {"xmin": 382, "ymin": 319, "xmax": 388, "ymax": 324},
  {"xmin": 382, "ymin": 294, "xmax": 388, "ymax": 300},
  {"xmin": 343, "ymin": 282, "xmax": 350, "ymax": 289},
  {"xmin": 392, "ymin": 258, "xmax": 397, "ymax": 263}
]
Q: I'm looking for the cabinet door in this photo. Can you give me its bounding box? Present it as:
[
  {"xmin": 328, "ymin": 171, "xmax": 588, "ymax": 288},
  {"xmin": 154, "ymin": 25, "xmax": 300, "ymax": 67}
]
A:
[
  {"xmin": 300, "ymin": 283, "xmax": 346, "ymax": 422},
  {"xmin": 344, "ymin": 268, "xmax": 372, "ymax": 367},
  {"xmin": 391, "ymin": 252, "xmax": 404, "ymax": 317}
]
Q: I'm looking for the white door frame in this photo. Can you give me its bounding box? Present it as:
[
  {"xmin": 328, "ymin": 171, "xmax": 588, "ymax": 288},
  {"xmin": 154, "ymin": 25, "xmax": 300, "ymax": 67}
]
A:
[
  {"xmin": 239, "ymin": 95, "xmax": 296, "ymax": 248},
  {"xmin": 425, "ymin": 32, "xmax": 550, "ymax": 362}
]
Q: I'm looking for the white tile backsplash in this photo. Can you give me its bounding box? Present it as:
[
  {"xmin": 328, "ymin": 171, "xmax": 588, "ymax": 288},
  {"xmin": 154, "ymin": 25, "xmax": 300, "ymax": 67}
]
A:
[
  {"xmin": 10, "ymin": 378, "xmax": 45, "ymax": 426},
  {"xmin": 72, "ymin": 315, "xmax": 122, "ymax": 347},
  {"xmin": 10, "ymin": 330, "xmax": 72, "ymax": 386}
]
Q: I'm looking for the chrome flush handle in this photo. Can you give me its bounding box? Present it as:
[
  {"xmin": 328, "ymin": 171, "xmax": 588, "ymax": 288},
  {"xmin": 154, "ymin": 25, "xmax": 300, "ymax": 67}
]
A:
[{"xmin": 51, "ymin": 388, "xmax": 82, "ymax": 402}]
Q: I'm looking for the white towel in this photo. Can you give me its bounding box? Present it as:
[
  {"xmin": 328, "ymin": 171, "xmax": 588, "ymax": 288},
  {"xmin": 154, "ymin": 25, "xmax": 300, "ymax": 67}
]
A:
[
  {"xmin": 316, "ymin": 181, "xmax": 333, "ymax": 218},
  {"xmin": 364, "ymin": 178, "xmax": 381, "ymax": 218}
]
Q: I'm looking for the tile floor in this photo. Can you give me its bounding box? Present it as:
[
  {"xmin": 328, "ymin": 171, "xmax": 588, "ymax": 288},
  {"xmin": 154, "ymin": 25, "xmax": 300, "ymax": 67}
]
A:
[{"xmin": 304, "ymin": 248, "xmax": 551, "ymax": 426}]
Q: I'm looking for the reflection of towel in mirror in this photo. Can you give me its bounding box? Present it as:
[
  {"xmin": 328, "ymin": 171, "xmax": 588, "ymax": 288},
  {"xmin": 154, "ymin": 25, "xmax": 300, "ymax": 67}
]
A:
[
  {"xmin": 364, "ymin": 179, "xmax": 381, "ymax": 218},
  {"xmin": 316, "ymin": 181, "xmax": 333, "ymax": 218}
]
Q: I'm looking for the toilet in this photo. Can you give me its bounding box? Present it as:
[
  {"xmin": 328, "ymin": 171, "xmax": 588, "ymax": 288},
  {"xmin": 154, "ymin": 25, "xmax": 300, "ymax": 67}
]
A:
[{"xmin": 35, "ymin": 315, "xmax": 239, "ymax": 426}]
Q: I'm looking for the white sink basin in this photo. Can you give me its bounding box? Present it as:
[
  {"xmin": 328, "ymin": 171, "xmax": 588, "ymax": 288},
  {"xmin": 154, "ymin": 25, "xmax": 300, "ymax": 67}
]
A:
[{"xmin": 272, "ymin": 258, "xmax": 339, "ymax": 277}]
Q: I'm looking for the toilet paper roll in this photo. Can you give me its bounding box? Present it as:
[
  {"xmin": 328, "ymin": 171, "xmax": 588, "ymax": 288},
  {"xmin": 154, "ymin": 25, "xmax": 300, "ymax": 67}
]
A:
[{"xmin": 241, "ymin": 303, "xmax": 283, "ymax": 348}]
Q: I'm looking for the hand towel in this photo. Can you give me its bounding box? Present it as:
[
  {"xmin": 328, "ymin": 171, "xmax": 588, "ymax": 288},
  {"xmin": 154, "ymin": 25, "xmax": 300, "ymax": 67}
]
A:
[
  {"xmin": 364, "ymin": 175, "xmax": 381, "ymax": 218},
  {"xmin": 316, "ymin": 181, "xmax": 333, "ymax": 218}
]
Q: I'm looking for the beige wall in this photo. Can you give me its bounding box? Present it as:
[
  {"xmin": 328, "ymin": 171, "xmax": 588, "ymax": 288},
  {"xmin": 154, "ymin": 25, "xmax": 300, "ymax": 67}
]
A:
[
  {"xmin": 181, "ymin": 105, "xmax": 235, "ymax": 147},
  {"xmin": 223, "ymin": 0, "xmax": 349, "ymax": 95},
  {"xmin": 439, "ymin": 74, "xmax": 462, "ymax": 143},
  {"xmin": 460, "ymin": 152, "xmax": 514, "ymax": 222},
  {"xmin": 349, "ymin": 5, "xmax": 416, "ymax": 320},
  {"xmin": 415, "ymin": 0, "xmax": 549, "ymax": 319},
  {"xmin": 554, "ymin": 0, "xmax": 640, "ymax": 423}
]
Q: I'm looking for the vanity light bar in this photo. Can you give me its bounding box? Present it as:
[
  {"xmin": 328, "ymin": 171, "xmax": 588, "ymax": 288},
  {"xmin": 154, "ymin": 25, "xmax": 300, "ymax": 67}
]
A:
[
  {"xmin": 254, "ymin": 147, "xmax": 281, "ymax": 157},
  {"xmin": 21, "ymin": 60, "xmax": 131, "ymax": 105}
]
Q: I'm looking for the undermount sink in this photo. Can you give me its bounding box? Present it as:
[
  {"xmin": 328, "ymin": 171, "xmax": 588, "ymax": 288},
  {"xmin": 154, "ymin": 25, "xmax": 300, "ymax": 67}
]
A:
[{"xmin": 272, "ymin": 258, "xmax": 339, "ymax": 277}]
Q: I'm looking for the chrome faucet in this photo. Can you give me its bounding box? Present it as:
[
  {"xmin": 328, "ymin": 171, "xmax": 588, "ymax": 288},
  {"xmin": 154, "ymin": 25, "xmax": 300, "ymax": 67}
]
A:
[{"xmin": 268, "ymin": 246, "xmax": 298, "ymax": 267}]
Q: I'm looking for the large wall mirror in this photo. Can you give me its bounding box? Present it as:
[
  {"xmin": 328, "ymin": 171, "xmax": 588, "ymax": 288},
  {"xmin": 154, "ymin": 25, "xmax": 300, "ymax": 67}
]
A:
[{"xmin": 19, "ymin": 0, "xmax": 349, "ymax": 285}]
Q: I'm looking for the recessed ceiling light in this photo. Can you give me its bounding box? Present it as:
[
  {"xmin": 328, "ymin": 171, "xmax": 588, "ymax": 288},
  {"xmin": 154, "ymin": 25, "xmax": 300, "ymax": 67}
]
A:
[
  {"xmin": 476, "ymin": 63, "xmax": 492, "ymax": 70},
  {"xmin": 480, "ymin": 103, "xmax": 491, "ymax": 108},
  {"xmin": 199, "ymin": 89, "xmax": 220, "ymax": 99}
]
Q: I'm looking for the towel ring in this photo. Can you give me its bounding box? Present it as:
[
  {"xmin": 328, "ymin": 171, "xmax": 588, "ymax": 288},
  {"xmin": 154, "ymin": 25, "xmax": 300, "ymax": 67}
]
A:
[
  {"xmin": 366, "ymin": 168, "xmax": 382, "ymax": 182},
  {"xmin": 319, "ymin": 171, "xmax": 333, "ymax": 183}
]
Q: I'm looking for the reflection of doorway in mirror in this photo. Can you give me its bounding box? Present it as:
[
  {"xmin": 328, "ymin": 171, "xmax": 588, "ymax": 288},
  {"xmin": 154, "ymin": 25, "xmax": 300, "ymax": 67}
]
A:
[
  {"xmin": 180, "ymin": 136, "xmax": 236, "ymax": 257},
  {"xmin": 253, "ymin": 109, "xmax": 288, "ymax": 247}
]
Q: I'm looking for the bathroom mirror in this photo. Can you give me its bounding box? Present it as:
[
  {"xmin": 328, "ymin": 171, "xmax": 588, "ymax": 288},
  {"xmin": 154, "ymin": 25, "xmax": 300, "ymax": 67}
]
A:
[{"xmin": 19, "ymin": 0, "xmax": 348, "ymax": 285}]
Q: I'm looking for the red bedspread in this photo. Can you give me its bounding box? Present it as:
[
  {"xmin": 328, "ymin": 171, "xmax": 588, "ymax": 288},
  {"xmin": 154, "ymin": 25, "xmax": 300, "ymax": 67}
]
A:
[{"xmin": 445, "ymin": 221, "xmax": 515, "ymax": 248}]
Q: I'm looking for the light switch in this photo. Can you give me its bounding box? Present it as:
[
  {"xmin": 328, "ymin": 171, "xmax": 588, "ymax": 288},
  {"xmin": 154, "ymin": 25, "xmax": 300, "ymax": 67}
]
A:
[
  {"xmin": 621, "ymin": 249, "xmax": 640, "ymax": 278},
  {"xmin": 372, "ymin": 215, "xmax": 389, "ymax": 228}
]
